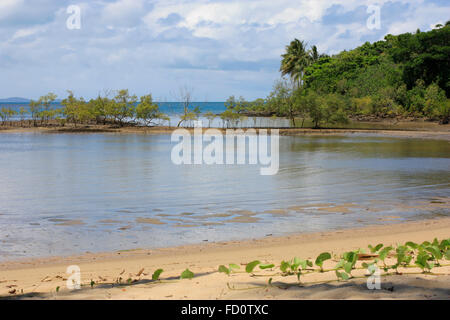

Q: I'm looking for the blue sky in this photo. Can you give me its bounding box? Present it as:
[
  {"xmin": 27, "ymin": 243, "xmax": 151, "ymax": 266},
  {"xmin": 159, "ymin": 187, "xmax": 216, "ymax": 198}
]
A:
[{"xmin": 0, "ymin": 0, "xmax": 449, "ymax": 101}]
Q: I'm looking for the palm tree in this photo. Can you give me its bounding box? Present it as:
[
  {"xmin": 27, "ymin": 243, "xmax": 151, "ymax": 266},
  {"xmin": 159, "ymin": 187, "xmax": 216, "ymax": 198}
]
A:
[
  {"xmin": 280, "ymin": 40, "xmax": 324, "ymax": 88},
  {"xmin": 280, "ymin": 39, "xmax": 309, "ymax": 88},
  {"xmin": 310, "ymin": 45, "xmax": 319, "ymax": 63}
]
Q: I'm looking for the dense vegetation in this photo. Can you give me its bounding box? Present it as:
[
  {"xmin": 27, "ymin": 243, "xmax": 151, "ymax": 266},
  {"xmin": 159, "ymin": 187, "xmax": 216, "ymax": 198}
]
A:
[{"xmin": 225, "ymin": 22, "xmax": 450, "ymax": 127}]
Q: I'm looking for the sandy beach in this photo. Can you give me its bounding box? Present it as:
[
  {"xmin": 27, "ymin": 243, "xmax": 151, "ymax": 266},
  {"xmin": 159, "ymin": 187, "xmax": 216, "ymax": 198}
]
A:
[{"xmin": 1, "ymin": 217, "xmax": 449, "ymax": 300}]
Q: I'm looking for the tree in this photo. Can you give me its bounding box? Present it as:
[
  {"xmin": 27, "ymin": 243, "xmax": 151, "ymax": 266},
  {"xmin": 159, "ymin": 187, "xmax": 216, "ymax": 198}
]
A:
[
  {"xmin": 29, "ymin": 99, "xmax": 41, "ymax": 127},
  {"xmin": 90, "ymin": 90, "xmax": 113, "ymax": 124},
  {"xmin": 281, "ymin": 40, "xmax": 323, "ymax": 89},
  {"xmin": 220, "ymin": 109, "xmax": 241, "ymax": 128},
  {"xmin": 305, "ymin": 92, "xmax": 348, "ymax": 128},
  {"xmin": 176, "ymin": 86, "xmax": 199, "ymax": 127},
  {"xmin": 19, "ymin": 107, "xmax": 27, "ymax": 125},
  {"xmin": 39, "ymin": 93, "xmax": 57, "ymax": 124},
  {"xmin": 110, "ymin": 89, "xmax": 137, "ymax": 126},
  {"xmin": 424, "ymin": 83, "xmax": 447, "ymax": 119},
  {"xmin": 204, "ymin": 111, "xmax": 216, "ymax": 128},
  {"xmin": 0, "ymin": 107, "xmax": 17, "ymax": 125},
  {"xmin": 225, "ymin": 96, "xmax": 249, "ymax": 114},
  {"xmin": 280, "ymin": 39, "xmax": 309, "ymax": 88},
  {"xmin": 61, "ymin": 90, "xmax": 90, "ymax": 127},
  {"xmin": 267, "ymin": 78, "xmax": 298, "ymax": 126},
  {"xmin": 438, "ymin": 100, "xmax": 450, "ymax": 124},
  {"xmin": 136, "ymin": 94, "xmax": 168, "ymax": 126}
]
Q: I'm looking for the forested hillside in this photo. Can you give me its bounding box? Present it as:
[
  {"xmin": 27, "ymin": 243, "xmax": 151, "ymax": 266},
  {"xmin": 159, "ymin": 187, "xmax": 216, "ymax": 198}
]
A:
[{"xmin": 225, "ymin": 22, "xmax": 450, "ymax": 127}]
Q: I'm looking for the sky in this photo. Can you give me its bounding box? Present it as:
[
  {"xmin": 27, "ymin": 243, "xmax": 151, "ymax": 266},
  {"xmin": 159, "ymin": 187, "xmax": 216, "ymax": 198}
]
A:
[{"xmin": 0, "ymin": 0, "xmax": 449, "ymax": 101}]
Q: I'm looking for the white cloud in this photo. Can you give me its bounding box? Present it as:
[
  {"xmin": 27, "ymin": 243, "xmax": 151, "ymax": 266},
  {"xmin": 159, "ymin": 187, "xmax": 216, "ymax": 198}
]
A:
[
  {"xmin": 0, "ymin": 0, "xmax": 448, "ymax": 100},
  {"xmin": 0, "ymin": 0, "xmax": 24, "ymax": 20},
  {"xmin": 386, "ymin": 3, "xmax": 450, "ymax": 35},
  {"xmin": 101, "ymin": 0, "xmax": 145, "ymax": 26},
  {"xmin": 11, "ymin": 25, "xmax": 46, "ymax": 40}
]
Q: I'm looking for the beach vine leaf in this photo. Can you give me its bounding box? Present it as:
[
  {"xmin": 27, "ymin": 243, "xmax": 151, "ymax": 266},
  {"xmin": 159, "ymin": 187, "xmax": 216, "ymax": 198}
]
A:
[
  {"xmin": 229, "ymin": 263, "xmax": 240, "ymax": 270},
  {"xmin": 218, "ymin": 265, "xmax": 230, "ymax": 275},
  {"xmin": 259, "ymin": 264, "xmax": 275, "ymax": 270},
  {"xmin": 335, "ymin": 270, "xmax": 350, "ymax": 281},
  {"xmin": 245, "ymin": 260, "xmax": 261, "ymax": 273},
  {"xmin": 378, "ymin": 246, "xmax": 393, "ymax": 262},
  {"xmin": 405, "ymin": 241, "xmax": 419, "ymax": 250},
  {"xmin": 444, "ymin": 250, "xmax": 450, "ymax": 260},
  {"xmin": 368, "ymin": 243, "xmax": 383, "ymax": 253},
  {"xmin": 315, "ymin": 252, "xmax": 331, "ymax": 271},
  {"xmin": 425, "ymin": 246, "xmax": 442, "ymax": 260},
  {"xmin": 180, "ymin": 269, "xmax": 194, "ymax": 279},
  {"xmin": 152, "ymin": 269, "xmax": 164, "ymax": 281},
  {"xmin": 439, "ymin": 239, "xmax": 450, "ymax": 251},
  {"xmin": 280, "ymin": 261, "xmax": 290, "ymax": 273}
]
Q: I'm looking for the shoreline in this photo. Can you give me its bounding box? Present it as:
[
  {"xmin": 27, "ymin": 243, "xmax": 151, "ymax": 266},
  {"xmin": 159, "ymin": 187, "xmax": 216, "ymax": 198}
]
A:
[
  {"xmin": 1, "ymin": 124, "xmax": 450, "ymax": 141},
  {"xmin": 1, "ymin": 217, "xmax": 450, "ymax": 299}
]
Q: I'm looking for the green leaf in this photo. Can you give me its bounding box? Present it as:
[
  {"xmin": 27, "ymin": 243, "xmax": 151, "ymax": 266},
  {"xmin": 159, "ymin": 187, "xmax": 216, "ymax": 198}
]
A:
[
  {"xmin": 335, "ymin": 259, "xmax": 345, "ymax": 270},
  {"xmin": 432, "ymin": 238, "xmax": 439, "ymax": 247},
  {"xmin": 426, "ymin": 246, "xmax": 442, "ymax": 260},
  {"xmin": 259, "ymin": 264, "xmax": 275, "ymax": 270},
  {"xmin": 405, "ymin": 241, "xmax": 418, "ymax": 249},
  {"xmin": 369, "ymin": 243, "xmax": 383, "ymax": 253},
  {"xmin": 335, "ymin": 270, "xmax": 350, "ymax": 280},
  {"xmin": 344, "ymin": 262, "xmax": 353, "ymax": 273},
  {"xmin": 343, "ymin": 251, "xmax": 357, "ymax": 263},
  {"xmin": 180, "ymin": 269, "xmax": 194, "ymax": 279},
  {"xmin": 315, "ymin": 252, "xmax": 332, "ymax": 268},
  {"xmin": 218, "ymin": 265, "xmax": 230, "ymax": 275},
  {"xmin": 404, "ymin": 255, "xmax": 413, "ymax": 265},
  {"xmin": 445, "ymin": 250, "xmax": 450, "ymax": 260},
  {"xmin": 415, "ymin": 252, "xmax": 431, "ymax": 270},
  {"xmin": 379, "ymin": 246, "xmax": 393, "ymax": 261},
  {"xmin": 229, "ymin": 263, "xmax": 240, "ymax": 270},
  {"xmin": 280, "ymin": 261, "xmax": 290, "ymax": 273},
  {"xmin": 152, "ymin": 268, "xmax": 164, "ymax": 281},
  {"xmin": 293, "ymin": 257, "xmax": 302, "ymax": 268},
  {"xmin": 439, "ymin": 239, "xmax": 450, "ymax": 251},
  {"xmin": 245, "ymin": 260, "xmax": 261, "ymax": 273},
  {"xmin": 340, "ymin": 272, "xmax": 350, "ymax": 280}
]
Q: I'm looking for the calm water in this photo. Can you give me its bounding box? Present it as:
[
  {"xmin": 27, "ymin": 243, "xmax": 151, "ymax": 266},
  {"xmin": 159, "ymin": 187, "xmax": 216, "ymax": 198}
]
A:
[{"xmin": 0, "ymin": 132, "xmax": 449, "ymax": 260}]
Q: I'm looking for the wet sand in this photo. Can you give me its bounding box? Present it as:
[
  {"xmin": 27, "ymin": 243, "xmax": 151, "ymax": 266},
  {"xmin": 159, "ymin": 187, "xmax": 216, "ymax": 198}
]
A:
[
  {"xmin": 1, "ymin": 123, "xmax": 450, "ymax": 141},
  {"xmin": 1, "ymin": 217, "xmax": 449, "ymax": 300}
]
